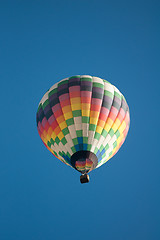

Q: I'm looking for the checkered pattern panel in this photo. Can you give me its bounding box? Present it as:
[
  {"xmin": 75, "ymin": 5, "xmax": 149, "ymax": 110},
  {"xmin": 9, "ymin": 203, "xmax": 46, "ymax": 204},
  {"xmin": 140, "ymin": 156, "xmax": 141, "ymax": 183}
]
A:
[{"xmin": 36, "ymin": 75, "xmax": 130, "ymax": 171}]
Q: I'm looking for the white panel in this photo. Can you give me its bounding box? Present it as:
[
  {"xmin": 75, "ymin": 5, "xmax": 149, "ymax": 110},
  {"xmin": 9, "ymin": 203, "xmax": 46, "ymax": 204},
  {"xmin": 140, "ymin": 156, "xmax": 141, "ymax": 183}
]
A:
[
  {"xmin": 108, "ymin": 135, "xmax": 117, "ymax": 146},
  {"xmin": 74, "ymin": 116, "xmax": 82, "ymax": 124},
  {"xmin": 102, "ymin": 135, "xmax": 111, "ymax": 148},
  {"xmin": 88, "ymin": 131, "xmax": 95, "ymax": 144},
  {"xmin": 64, "ymin": 143, "xmax": 73, "ymax": 155},
  {"xmin": 82, "ymin": 123, "xmax": 89, "ymax": 137},
  {"xmin": 97, "ymin": 135, "xmax": 105, "ymax": 149},
  {"xmin": 68, "ymin": 125, "xmax": 77, "ymax": 138},
  {"xmin": 90, "ymin": 139, "xmax": 98, "ymax": 152},
  {"xmin": 65, "ymin": 134, "xmax": 74, "ymax": 147},
  {"xmin": 74, "ymin": 123, "xmax": 82, "ymax": 131},
  {"xmin": 49, "ymin": 82, "xmax": 58, "ymax": 92}
]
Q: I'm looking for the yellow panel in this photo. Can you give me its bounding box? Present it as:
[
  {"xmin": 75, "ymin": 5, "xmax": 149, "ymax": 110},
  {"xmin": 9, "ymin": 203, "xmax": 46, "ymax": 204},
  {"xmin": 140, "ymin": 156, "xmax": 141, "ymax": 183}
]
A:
[
  {"xmin": 51, "ymin": 131, "xmax": 56, "ymax": 140},
  {"xmin": 71, "ymin": 103, "xmax": 81, "ymax": 111},
  {"xmin": 42, "ymin": 136, "xmax": 48, "ymax": 145},
  {"xmin": 58, "ymin": 131, "xmax": 64, "ymax": 140},
  {"xmin": 64, "ymin": 112, "xmax": 73, "ymax": 120},
  {"xmin": 113, "ymin": 118, "xmax": 121, "ymax": 129},
  {"xmin": 90, "ymin": 117, "xmax": 98, "ymax": 125},
  {"xmin": 119, "ymin": 121, "xmax": 126, "ymax": 134},
  {"xmin": 117, "ymin": 132, "xmax": 124, "ymax": 145},
  {"xmin": 96, "ymin": 126, "xmax": 103, "ymax": 134},
  {"xmin": 104, "ymin": 120, "xmax": 113, "ymax": 132},
  {"xmin": 46, "ymin": 134, "xmax": 51, "ymax": 141},
  {"xmin": 106, "ymin": 118, "xmax": 113, "ymax": 126},
  {"xmin": 59, "ymin": 121, "xmax": 67, "ymax": 130},
  {"xmin": 112, "ymin": 123, "xmax": 118, "ymax": 132},
  {"xmin": 82, "ymin": 109, "xmax": 90, "ymax": 117}
]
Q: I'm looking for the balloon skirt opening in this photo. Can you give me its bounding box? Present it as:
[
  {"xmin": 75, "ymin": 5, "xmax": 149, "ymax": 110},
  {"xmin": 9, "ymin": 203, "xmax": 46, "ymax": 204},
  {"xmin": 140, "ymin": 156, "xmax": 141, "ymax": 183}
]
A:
[
  {"xmin": 71, "ymin": 150, "xmax": 98, "ymax": 174},
  {"xmin": 80, "ymin": 174, "xmax": 90, "ymax": 184}
]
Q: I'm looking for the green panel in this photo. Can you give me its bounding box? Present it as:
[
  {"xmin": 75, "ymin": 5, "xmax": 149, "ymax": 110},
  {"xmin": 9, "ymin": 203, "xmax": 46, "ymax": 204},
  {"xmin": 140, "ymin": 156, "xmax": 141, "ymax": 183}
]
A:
[
  {"xmin": 94, "ymin": 147, "xmax": 99, "ymax": 154},
  {"xmin": 109, "ymin": 128, "xmax": 114, "ymax": 137},
  {"xmin": 69, "ymin": 75, "xmax": 80, "ymax": 79},
  {"xmin": 50, "ymin": 138, "xmax": 55, "ymax": 145},
  {"xmin": 73, "ymin": 110, "xmax": 82, "ymax": 117},
  {"xmin": 109, "ymin": 151, "xmax": 112, "ymax": 157},
  {"xmin": 114, "ymin": 91, "xmax": 121, "ymax": 100},
  {"xmin": 55, "ymin": 137, "xmax": 60, "ymax": 145},
  {"xmin": 42, "ymin": 99, "xmax": 49, "ymax": 110},
  {"xmin": 101, "ymin": 153, "xmax": 106, "ymax": 159},
  {"xmin": 59, "ymin": 152, "xmax": 63, "ymax": 157},
  {"xmin": 101, "ymin": 129, "xmax": 108, "ymax": 138},
  {"xmin": 113, "ymin": 141, "xmax": 117, "ymax": 148},
  {"xmin": 99, "ymin": 145, "xmax": 104, "ymax": 152},
  {"xmin": 115, "ymin": 130, "xmax": 120, "ymax": 138},
  {"xmin": 47, "ymin": 141, "xmax": 51, "ymax": 148},
  {"xmin": 66, "ymin": 152, "xmax": 71, "ymax": 158},
  {"xmin": 58, "ymin": 79, "xmax": 68, "ymax": 86},
  {"xmin": 83, "ymin": 137, "xmax": 88, "ymax": 144},
  {"xmin": 87, "ymin": 144, "xmax": 92, "ymax": 151},
  {"xmin": 94, "ymin": 132, "xmax": 101, "ymax": 140},
  {"xmin": 61, "ymin": 137, "xmax": 67, "ymax": 145},
  {"xmin": 81, "ymin": 77, "xmax": 92, "ymax": 82},
  {"xmin": 62, "ymin": 127, "xmax": 69, "ymax": 136},
  {"xmin": 104, "ymin": 90, "xmax": 113, "ymax": 98},
  {"xmin": 105, "ymin": 144, "xmax": 109, "ymax": 151},
  {"xmin": 76, "ymin": 130, "xmax": 83, "ymax": 137},
  {"xmin": 49, "ymin": 88, "xmax": 57, "ymax": 97},
  {"xmin": 93, "ymin": 82, "xmax": 104, "ymax": 89},
  {"xmin": 71, "ymin": 146, "xmax": 76, "ymax": 153},
  {"xmin": 72, "ymin": 138, "xmax": 78, "ymax": 145},
  {"xmin": 37, "ymin": 103, "xmax": 42, "ymax": 112},
  {"xmin": 89, "ymin": 124, "xmax": 96, "ymax": 131},
  {"xmin": 82, "ymin": 116, "xmax": 89, "ymax": 123},
  {"xmin": 66, "ymin": 118, "xmax": 74, "ymax": 126}
]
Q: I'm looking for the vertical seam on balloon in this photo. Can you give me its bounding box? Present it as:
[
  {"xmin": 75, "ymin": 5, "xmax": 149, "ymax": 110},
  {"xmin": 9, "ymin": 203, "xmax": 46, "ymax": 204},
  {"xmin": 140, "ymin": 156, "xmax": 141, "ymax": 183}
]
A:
[
  {"xmin": 80, "ymin": 75, "xmax": 93, "ymax": 150},
  {"xmin": 97, "ymin": 103, "xmax": 130, "ymax": 167},
  {"xmin": 109, "ymin": 108, "xmax": 129, "ymax": 159},
  {"xmin": 87, "ymin": 76, "xmax": 94, "ymax": 150},
  {"xmin": 57, "ymin": 78, "xmax": 77, "ymax": 156},
  {"xmin": 90, "ymin": 78, "xmax": 105, "ymax": 153},
  {"xmin": 102, "ymin": 110, "xmax": 129, "ymax": 165},
  {"xmin": 46, "ymin": 87, "xmax": 70, "ymax": 163},
  {"xmin": 96, "ymin": 88, "xmax": 123, "ymax": 162},
  {"xmin": 91, "ymin": 79, "xmax": 110, "ymax": 153},
  {"xmin": 93, "ymin": 81, "xmax": 115, "ymax": 156},
  {"xmin": 109, "ymin": 114, "xmax": 129, "ymax": 160},
  {"xmin": 68, "ymin": 76, "xmax": 82, "ymax": 151},
  {"xmin": 47, "ymin": 83, "xmax": 72, "ymax": 165},
  {"xmin": 36, "ymin": 99, "xmax": 65, "ymax": 162}
]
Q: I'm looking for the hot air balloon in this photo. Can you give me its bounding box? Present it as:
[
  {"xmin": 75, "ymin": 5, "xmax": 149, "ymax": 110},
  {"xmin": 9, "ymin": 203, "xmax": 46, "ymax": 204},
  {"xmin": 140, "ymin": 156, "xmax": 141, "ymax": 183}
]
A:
[{"xmin": 36, "ymin": 75, "xmax": 130, "ymax": 183}]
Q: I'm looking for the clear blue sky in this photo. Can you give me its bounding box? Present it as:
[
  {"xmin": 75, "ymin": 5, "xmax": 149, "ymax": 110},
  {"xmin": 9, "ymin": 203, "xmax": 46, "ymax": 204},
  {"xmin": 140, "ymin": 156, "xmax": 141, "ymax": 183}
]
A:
[{"xmin": 0, "ymin": 1, "xmax": 160, "ymax": 239}]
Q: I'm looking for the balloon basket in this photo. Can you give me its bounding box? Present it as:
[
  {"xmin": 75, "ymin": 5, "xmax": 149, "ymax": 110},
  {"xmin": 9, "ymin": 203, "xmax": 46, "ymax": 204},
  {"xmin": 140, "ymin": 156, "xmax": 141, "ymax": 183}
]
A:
[{"xmin": 80, "ymin": 174, "xmax": 90, "ymax": 184}]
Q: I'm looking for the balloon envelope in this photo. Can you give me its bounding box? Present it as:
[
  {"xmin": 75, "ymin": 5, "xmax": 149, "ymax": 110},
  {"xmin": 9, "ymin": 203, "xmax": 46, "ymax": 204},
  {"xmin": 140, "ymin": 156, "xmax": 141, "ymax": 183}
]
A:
[{"xmin": 36, "ymin": 75, "xmax": 130, "ymax": 175}]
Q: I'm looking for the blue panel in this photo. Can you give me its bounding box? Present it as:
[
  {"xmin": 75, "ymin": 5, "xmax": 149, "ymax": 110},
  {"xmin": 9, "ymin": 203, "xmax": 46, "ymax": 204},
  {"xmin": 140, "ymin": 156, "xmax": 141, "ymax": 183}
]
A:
[
  {"xmin": 82, "ymin": 144, "xmax": 88, "ymax": 150},
  {"xmin": 77, "ymin": 137, "xmax": 83, "ymax": 144}
]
